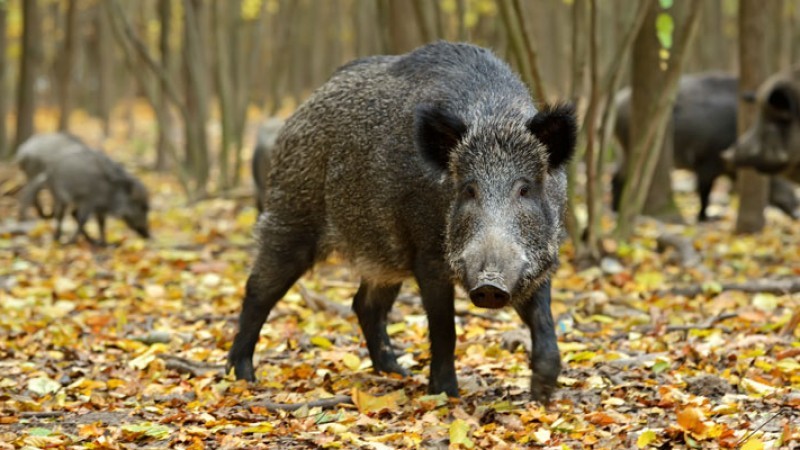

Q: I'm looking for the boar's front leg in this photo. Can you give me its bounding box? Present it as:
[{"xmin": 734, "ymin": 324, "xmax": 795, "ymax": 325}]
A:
[
  {"xmin": 514, "ymin": 278, "xmax": 561, "ymax": 403},
  {"xmin": 352, "ymin": 282, "xmax": 408, "ymax": 377},
  {"xmin": 415, "ymin": 261, "xmax": 458, "ymax": 397}
]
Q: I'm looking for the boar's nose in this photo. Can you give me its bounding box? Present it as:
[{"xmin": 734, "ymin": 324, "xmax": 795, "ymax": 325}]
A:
[{"xmin": 469, "ymin": 281, "xmax": 510, "ymax": 309}]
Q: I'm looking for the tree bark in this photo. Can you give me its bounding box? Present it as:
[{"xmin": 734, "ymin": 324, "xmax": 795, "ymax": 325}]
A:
[
  {"xmin": 15, "ymin": 0, "xmax": 41, "ymax": 151},
  {"xmin": 182, "ymin": 0, "xmax": 211, "ymax": 195},
  {"xmin": 615, "ymin": 1, "xmax": 703, "ymax": 239},
  {"xmin": 95, "ymin": 0, "xmax": 113, "ymax": 136},
  {"xmin": 735, "ymin": 0, "xmax": 769, "ymax": 234},
  {"xmin": 0, "ymin": 2, "xmax": 8, "ymax": 159},
  {"xmin": 57, "ymin": 0, "xmax": 78, "ymax": 131},
  {"xmin": 155, "ymin": 0, "xmax": 173, "ymax": 171}
]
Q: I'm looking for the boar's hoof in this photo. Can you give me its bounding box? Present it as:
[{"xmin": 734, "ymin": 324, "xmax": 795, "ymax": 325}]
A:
[
  {"xmin": 227, "ymin": 359, "xmax": 256, "ymax": 382},
  {"xmin": 469, "ymin": 283, "xmax": 510, "ymax": 309},
  {"xmin": 428, "ymin": 379, "xmax": 459, "ymax": 398},
  {"xmin": 529, "ymin": 352, "xmax": 561, "ymax": 404}
]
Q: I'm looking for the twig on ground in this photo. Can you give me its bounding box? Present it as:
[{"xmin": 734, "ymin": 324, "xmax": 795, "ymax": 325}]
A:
[
  {"xmin": 257, "ymin": 395, "xmax": 354, "ymax": 412},
  {"xmin": 611, "ymin": 312, "xmax": 737, "ymax": 340},
  {"xmin": 19, "ymin": 411, "xmax": 65, "ymax": 418},
  {"xmin": 737, "ymin": 409, "xmax": 785, "ymax": 447},
  {"xmin": 297, "ymin": 283, "xmax": 352, "ymax": 316},
  {"xmin": 159, "ymin": 354, "xmax": 225, "ymax": 377},
  {"xmin": 661, "ymin": 277, "xmax": 800, "ymax": 297}
]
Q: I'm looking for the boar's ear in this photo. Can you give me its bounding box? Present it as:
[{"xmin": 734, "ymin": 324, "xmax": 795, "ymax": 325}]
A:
[
  {"xmin": 764, "ymin": 83, "xmax": 799, "ymax": 123},
  {"xmin": 414, "ymin": 104, "xmax": 468, "ymax": 172},
  {"xmin": 527, "ymin": 103, "xmax": 577, "ymax": 171}
]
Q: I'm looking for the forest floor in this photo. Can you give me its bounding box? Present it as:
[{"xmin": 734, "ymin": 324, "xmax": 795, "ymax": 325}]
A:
[{"xmin": 0, "ymin": 111, "xmax": 799, "ymax": 449}]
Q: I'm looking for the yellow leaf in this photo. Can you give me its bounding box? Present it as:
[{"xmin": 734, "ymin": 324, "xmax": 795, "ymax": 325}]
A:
[
  {"xmin": 752, "ymin": 294, "xmax": 778, "ymax": 312},
  {"xmin": 532, "ymin": 427, "xmax": 551, "ymax": 444},
  {"xmin": 27, "ymin": 377, "xmax": 61, "ymax": 396},
  {"xmin": 311, "ymin": 336, "xmax": 333, "ymax": 350},
  {"xmin": 740, "ymin": 437, "xmax": 764, "ymax": 450},
  {"xmin": 637, "ymin": 429, "xmax": 657, "ymax": 448},
  {"xmin": 741, "ymin": 378, "xmax": 776, "ymax": 396},
  {"xmin": 386, "ymin": 322, "xmax": 406, "ymax": 335},
  {"xmin": 342, "ymin": 353, "xmax": 361, "ymax": 371},
  {"xmin": 449, "ymin": 419, "xmax": 474, "ymax": 449},
  {"xmin": 351, "ymin": 388, "xmax": 407, "ymax": 414},
  {"xmin": 242, "ymin": 422, "xmax": 275, "ymax": 434}
]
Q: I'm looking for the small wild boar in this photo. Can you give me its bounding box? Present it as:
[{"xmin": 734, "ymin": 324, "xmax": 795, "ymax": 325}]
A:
[
  {"xmin": 252, "ymin": 118, "xmax": 285, "ymax": 213},
  {"xmin": 227, "ymin": 42, "xmax": 577, "ymax": 402},
  {"xmin": 726, "ymin": 66, "xmax": 800, "ymax": 183},
  {"xmin": 15, "ymin": 133, "xmax": 151, "ymax": 245},
  {"xmin": 612, "ymin": 73, "xmax": 799, "ymax": 220},
  {"xmin": 15, "ymin": 133, "xmax": 85, "ymax": 219}
]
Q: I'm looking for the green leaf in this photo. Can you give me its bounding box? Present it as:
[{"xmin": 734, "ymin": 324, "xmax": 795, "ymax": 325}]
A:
[
  {"xmin": 656, "ymin": 13, "xmax": 674, "ymax": 49},
  {"xmin": 659, "ymin": 0, "xmax": 673, "ymax": 9},
  {"xmin": 449, "ymin": 419, "xmax": 474, "ymax": 449}
]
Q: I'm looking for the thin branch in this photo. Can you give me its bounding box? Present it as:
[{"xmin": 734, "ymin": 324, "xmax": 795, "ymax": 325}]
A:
[
  {"xmin": 661, "ymin": 278, "xmax": 800, "ymax": 298},
  {"xmin": 107, "ymin": 0, "xmax": 189, "ymax": 123},
  {"xmin": 257, "ymin": 395, "xmax": 354, "ymax": 412}
]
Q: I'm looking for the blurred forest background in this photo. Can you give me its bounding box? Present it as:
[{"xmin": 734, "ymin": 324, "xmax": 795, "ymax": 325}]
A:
[{"xmin": 0, "ymin": 0, "xmax": 798, "ymax": 251}]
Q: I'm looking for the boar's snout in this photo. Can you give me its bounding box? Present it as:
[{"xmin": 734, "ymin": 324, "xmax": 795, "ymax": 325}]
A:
[{"xmin": 469, "ymin": 273, "xmax": 510, "ymax": 308}]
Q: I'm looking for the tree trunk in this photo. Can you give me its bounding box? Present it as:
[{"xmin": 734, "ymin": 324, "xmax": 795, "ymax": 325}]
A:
[
  {"xmin": 213, "ymin": 0, "xmax": 235, "ymax": 190},
  {"xmin": 735, "ymin": 0, "xmax": 769, "ymax": 234},
  {"xmin": 630, "ymin": 1, "xmax": 680, "ymax": 222},
  {"xmin": 615, "ymin": 0, "xmax": 703, "ymax": 239},
  {"xmin": 155, "ymin": 0, "xmax": 173, "ymax": 171},
  {"xmin": 183, "ymin": 0, "xmax": 211, "ymax": 195},
  {"xmin": 57, "ymin": 0, "xmax": 78, "ymax": 131},
  {"xmin": 96, "ymin": 1, "xmax": 113, "ymax": 136},
  {"xmin": 581, "ymin": 0, "xmax": 601, "ymax": 262},
  {"xmin": 564, "ymin": 0, "xmax": 587, "ymax": 249},
  {"xmin": 15, "ymin": 0, "xmax": 40, "ymax": 151},
  {"xmin": 0, "ymin": 2, "xmax": 8, "ymax": 159}
]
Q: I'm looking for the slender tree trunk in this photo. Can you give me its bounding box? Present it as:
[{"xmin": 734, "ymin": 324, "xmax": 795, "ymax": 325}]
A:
[
  {"xmin": 96, "ymin": 1, "xmax": 112, "ymax": 136},
  {"xmin": 214, "ymin": 0, "xmax": 235, "ymax": 190},
  {"xmin": 582, "ymin": 0, "xmax": 601, "ymax": 261},
  {"xmin": 155, "ymin": 0, "xmax": 172, "ymax": 171},
  {"xmin": 615, "ymin": 1, "xmax": 702, "ymax": 239},
  {"xmin": 15, "ymin": 0, "xmax": 40, "ymax": 151},
  {"xmin": 57, "ymin": 0, "xmax": 78, "ymax": 131},
  {"xmin": 183, "ymin": 0, "xmax": 211, "ymax": 195},
  {"xmin": 0, "ymin": 2, "xmax": 8, "ymax": 159},
  {"xmin": 630, "ymin": 1, "xmax": 681, "ymax": 222},
  {"xmin": 735, "ymin": 0, "xmax": 769, "ymax": 234},
  {"xmin": 564, "ymin": 0, "xmax": 587, "ymax": 249}
]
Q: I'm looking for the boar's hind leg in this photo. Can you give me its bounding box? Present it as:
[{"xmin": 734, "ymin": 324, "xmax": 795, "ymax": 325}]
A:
[
  {"xmin": 227, "ymin": 225, "xmax": 318, "ymax": 381},
  {"xmin": 768, "ymin": 177, "xmax": 800, "ymax": 219},
  {"xmin": 52, "ymin": 202, "xmax": 68, "ymax": 243},
  {"xmin": 414, "ymin": 264, "xmax": 458, "ymax": 397},
  {"xmin": 352, "ymin": 282, "xmax": 408, "ymax": 376},
  {"xmin": 514, "ymin": 279, "xmax": 561, "ymax": 403},
  {"xmin": 68, "ymin": 206, "xmax": 98, "ymax": 245},
  {"xmin": 695, "ymin": 164, "xmax": 720, "ymax": 221}
]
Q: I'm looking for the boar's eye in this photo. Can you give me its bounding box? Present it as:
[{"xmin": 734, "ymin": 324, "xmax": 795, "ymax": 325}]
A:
[
  {"xmin": 463, "ymin": 184, "xmax": 477, "ymax": 200},
  {"xmin": 518, "ymin": 185, "xmax": 530, "ymax": 198}
]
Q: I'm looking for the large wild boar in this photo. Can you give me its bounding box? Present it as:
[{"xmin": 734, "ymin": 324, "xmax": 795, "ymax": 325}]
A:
[
  {"xmin": 725, "ymin": 66, "xmax": 800, "ymax": 183},
  {"xmin": 252, "ymin": 118, "xmax": 285, "ymax": 213},
  {"xmin": 227, "ymin": 42, "xmax": 577, "ymax": 402},
  {"xmin": 15, "ymin": 133, "xmax": 150, "ymax": 245},
  {"xmin": 613, "ymin": 73, "xmax": 799, "ymax": 221}
]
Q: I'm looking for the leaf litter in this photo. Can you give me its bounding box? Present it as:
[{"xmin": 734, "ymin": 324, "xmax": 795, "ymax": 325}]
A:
[{"xmin": 1, "ymin": 150, "xmax": 799, "ymax": 448}]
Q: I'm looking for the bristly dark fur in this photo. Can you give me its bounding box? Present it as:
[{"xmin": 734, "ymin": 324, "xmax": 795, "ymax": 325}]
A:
[
  {"xmin": 228, "ymin": 41, "xmax": 577, "ymax": 403},
  {"xmin": 527, "ymin": 103, "xmax": 577, "ymax": 171}
]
